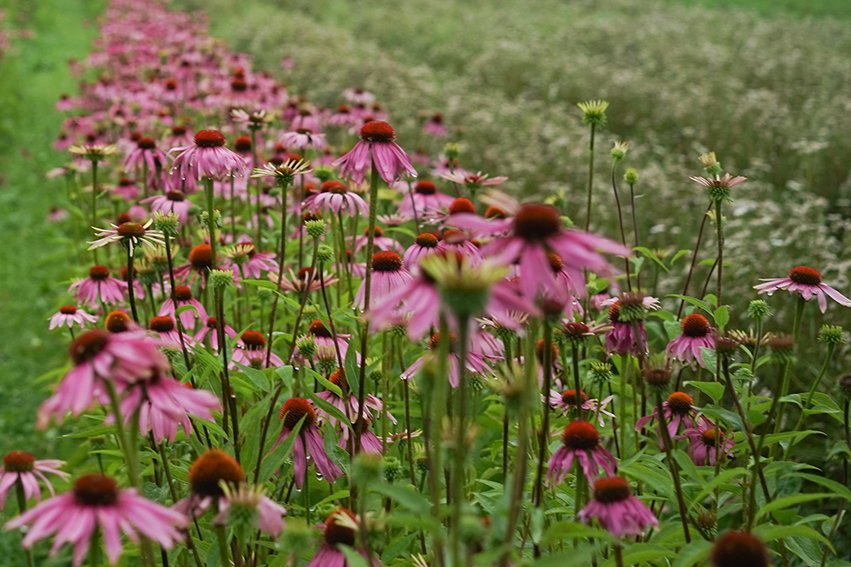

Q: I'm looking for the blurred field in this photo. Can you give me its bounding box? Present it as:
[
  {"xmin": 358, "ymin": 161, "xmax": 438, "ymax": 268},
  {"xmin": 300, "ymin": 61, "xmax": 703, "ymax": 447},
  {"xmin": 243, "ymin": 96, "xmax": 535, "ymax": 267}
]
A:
[
  {"xmin": 0, "ymin": 0, "xmax": 103, "ymax": 448},
  {"xmin": 186, "ymin": 0, "xmax": 851, "ymax": 321}
]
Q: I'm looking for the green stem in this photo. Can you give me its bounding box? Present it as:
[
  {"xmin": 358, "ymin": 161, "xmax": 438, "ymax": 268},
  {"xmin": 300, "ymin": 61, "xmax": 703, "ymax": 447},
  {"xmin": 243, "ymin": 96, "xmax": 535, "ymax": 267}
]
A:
[
  {"xmin": 15, "ymin": 481, "xmax": 34, "ymax": 567},
  {"xmin": 583, "ymin": 123, "xmax": 596, "ymax": 232},
  {"xmin": 353, "ymin": 161, "xmax": 381, "ymax": 454},
  {"xmin": 655, "ymin": 392, "xmax": 691, "ymax": 543},
  {"xmin": 785, "ymin": 343, "xmax": 836, "ymax": 458},
  {"xmin": 204, "ymin": 177, "xmax": 218, "ymax": 269},
  {"xmin": 266, "ymin": 178, "xmax": 290, "ymax": 367},
  {"xmin": 126, "ymin": 245, "xmax": 139, "ymax": 323},
  {"xmin": 450, "ymin": 314, "xmax": 470, "ymax": 566},
  {"xmin": 90, "ymin": 159, "xmax": 99, "ymax": 263},
  {"xmin": 611, "ymin": 162, "xmax": 632, "ymax": 290}
]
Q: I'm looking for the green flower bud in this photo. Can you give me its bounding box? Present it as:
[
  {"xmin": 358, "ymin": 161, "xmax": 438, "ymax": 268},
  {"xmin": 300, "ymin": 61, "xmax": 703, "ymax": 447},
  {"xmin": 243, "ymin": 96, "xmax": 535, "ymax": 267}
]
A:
[
  {"xmin": 208, "ymin": 269, "xmax": 234, "ymax": 290},
  {"xmin": 305, "ymin": 219, "xmax": 326, "ymax": 239},
  {"xmin": 623, "ymin": 168, "xmax": 639, "ymax": 185},
  {"xmin": 746, "ymin": 299, "xmax": 771, "ymax": 321},
  {"xmin": 818, "ymin": 324, "xmax": 846, "ymax": 345}
]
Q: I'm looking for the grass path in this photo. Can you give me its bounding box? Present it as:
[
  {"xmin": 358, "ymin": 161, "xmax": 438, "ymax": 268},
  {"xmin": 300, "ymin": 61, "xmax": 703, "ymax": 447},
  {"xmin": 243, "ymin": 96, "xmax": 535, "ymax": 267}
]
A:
[{"xmin": 0, "ymin": 0, "xmax": 103, "ymax": 447}]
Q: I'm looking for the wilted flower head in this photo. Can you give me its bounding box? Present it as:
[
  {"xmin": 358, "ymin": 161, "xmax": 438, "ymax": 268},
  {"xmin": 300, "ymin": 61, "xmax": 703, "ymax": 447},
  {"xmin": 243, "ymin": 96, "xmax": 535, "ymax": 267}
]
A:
[
  {"xmin": 576, "ymin": 99, "xmax": 609, "ymax": 126},
  {"xmin": 69, "ymin": 143, "xmax": 117, "ymax": 161},
  {"xmin": 251, "ymin": 158, "xmax": 312, "ymax": 185}
]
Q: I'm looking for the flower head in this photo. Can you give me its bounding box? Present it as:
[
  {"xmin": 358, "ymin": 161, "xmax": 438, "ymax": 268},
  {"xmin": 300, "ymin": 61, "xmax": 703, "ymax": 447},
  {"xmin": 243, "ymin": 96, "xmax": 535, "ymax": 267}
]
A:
[
  {"xmin": 5, "ymin": 474, "xmax": 186, "ymax": 566},
  {"xmin": 333, "ymin": 120, "xmax": 417, "ymax": 184},
  {"xmin": 578, "ymin": 476, "xmax": 658, "ymax": 538},
  {"xmin": 754, "ymin": 265, "xmax": 851, "ymax": 313}
]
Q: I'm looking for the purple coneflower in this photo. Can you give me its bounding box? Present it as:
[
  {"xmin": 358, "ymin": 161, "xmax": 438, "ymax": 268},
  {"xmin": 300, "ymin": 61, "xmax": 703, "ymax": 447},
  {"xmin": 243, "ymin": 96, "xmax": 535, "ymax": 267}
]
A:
[
  {"xmin": 149, "ymin": 315, "xmax": 196, "ymax": 349},
  {"xmin": 142, "ymin": 190, "xmax": 192, "ymax": 223},
  {"xmin": 682, "ymin": 422, "xmax": 734, "ymax": 466},
  {"xmin": 308, "ymin": 180, "xmax": 369, "ymax": 216},
  {"xmin": 401, "ymin": 331, "xmax": 494, "ymax": 387},
  {"xmin": 548, "ymin": 389, "xmax": 616, "ymax": 427},
  {"xmin": 711, "ymin": 530, "xmax": 769, "ymax": 567},
  {"xmin": 170, "ymin": 129, "xmax": 246, "ymax": 180},
  {"xmin": 403, "ymin": 232, "xmax": 445, "ymax": 270},
  {"xmin": 38, "ymin": 329, "xmax": 169, "ymax": 428},
  {"xmin": 452, "ymin": 203, "xmax": 629, "ymax": 302},
  {"xmin": 578, "ymin": 476, "xmax": 658, "ymax": 538},
  {"xmin": 69, "ymin": 265, "xmax": 127, "ymax": 308},
  {"xmin": 308, "ymin": 508, "xmax": 382, "ymax": 567},
  {"xmin": 214, "ymin": 483, "xmax": 287, "ymax": 537},
  {"xmin": 222, "ymin": 240, "xmax": 278, "ymax": 279},
  {"xmin": 232, "ymin": 330, "xmax": 283, "ymax": 368},
  {"xmin": 423, "ymin": 112, "xmax": 448, "ymax": 137},
  {"xmin": 354, "ymin": 226, "xmax": 405, "ymax": 254},
  {"xmin": 123, "ymin": 136, "xmax": 167, "ymax": 182},
  {"xmin": 441, "ymin": 170, "xmax": 508, "ymax": 189},
  {"xmin": 635, "ymin": 391, "xmax": 709, "ymax": 439},
  {"xmin": 194, "ymin": 316, "xmax": 237, "ymax": 351},
  {"xmin": 604, "ymin": 303, "xmax": 648, "ymax": 357},
  {"xmin": 316, "ymin": 369, "xmax": 394, "ymax": 442},
  {"xmin": 666, "ymin": 313, "xmax": 716, "ymax": 367},
  {"xmin": 158, "ymin": 285, "xmax": 207, "ymax": 330},
  {"xmin": 0, "ymin": 452, "xmax": 68, "ymax": 509},
  {"xmin": 275, "ymin": 398, "xmax": 342, "ymax": 488},
  {"xmin": 754, "ymin": 265, "xmax": 851, "ymax": 313},
  {"xmin": 48, "ymin": 305, "xmax": 97, "ymax": 331},
  {"xmin": 397, "ymin": 179, "xmax": 454, "ymax": 219},
  {"xmin": 548, "ymin": 420, "xmax": 617, "ymax": 485},
  {"xmin": 118, "ymin": 375, "xmax": 220, "ymax": 443},
  {"xmin": 355, "ymin": 251, "xmax": 413, "ymax": 310},
  {"xmin": 334, "ymin": 120, "xmax": 417, "ymax": 184},
  {"xmin": 5, "ymin": 474, "xmax": 186, "ymax": 566}
]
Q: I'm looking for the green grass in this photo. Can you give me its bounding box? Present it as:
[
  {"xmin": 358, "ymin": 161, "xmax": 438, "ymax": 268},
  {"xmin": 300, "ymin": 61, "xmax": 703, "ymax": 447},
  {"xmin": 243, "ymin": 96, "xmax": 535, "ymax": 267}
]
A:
[
  {"xmin": 0, "ymin": 0, "xmax": 103, "ymax": 448},
  {"xmin": 670, "ymin": 0, "xmax": 851, "ymax": 19}
]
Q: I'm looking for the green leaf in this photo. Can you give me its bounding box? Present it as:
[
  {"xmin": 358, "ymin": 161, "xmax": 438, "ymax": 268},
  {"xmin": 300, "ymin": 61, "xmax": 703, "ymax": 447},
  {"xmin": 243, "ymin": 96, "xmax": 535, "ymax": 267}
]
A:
[
  {"xmin": 754, "ymin": 523, "xmax": 834, "ymax": 549},
  {"xmin": 306, "ymin": 367, "xmax": 343, "ymax": 398},
  {"xmin": 667, "ymin": 294, "xmax": 712, "ymax": 315},
  {"xmin": 313, "ymin": 489, "xmax": 351, "ymax": 509},
  {"xmin": 620, "ymin": 546, "xmax": 675, "ymax": 565},
  {"xmin": 684, "ymin": 380, "xmax": 724, "ymax": 404},
  {"xmin": 371, "ymin": 482, "xmax": 430, "ymax": 514},
  {"xmin": 259, "ymin": 416, "xmax": 304, "ymax": 481},
  {"xmin": 793, "ymin": 473, "xmax": 851, "ymax": 503},
  {"xmin": 541, "ymin": 522, "xmax": 616, "ymax": 546},
  {"xmin": 309, "ymin": 393, "xmax": 352, "ymax": 431},
  {"xmin": 339, "ymin": 546, "xmax": 369, "ymax": 567},
  {"xmin": 756, "ymin": 493, "xmax": 836, "ymax": 520},
  {"xmin": 634, "ymin": 246, "xmax": 670, "ymax": 273},
  {"xmin": 714, "ymin": 305, "xmax": 729, "ymax": 330},
  {"xmin": 672, "ymin": 540, "xmax": 712, "ymax": 567}
]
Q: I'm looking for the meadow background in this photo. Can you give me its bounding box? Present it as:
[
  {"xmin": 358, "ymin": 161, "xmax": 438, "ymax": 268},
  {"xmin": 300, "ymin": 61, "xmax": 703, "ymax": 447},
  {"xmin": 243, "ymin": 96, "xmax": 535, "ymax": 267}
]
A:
[{"xmin": 0, "ymin": 0, "xmax": 849, "ymax": 536}]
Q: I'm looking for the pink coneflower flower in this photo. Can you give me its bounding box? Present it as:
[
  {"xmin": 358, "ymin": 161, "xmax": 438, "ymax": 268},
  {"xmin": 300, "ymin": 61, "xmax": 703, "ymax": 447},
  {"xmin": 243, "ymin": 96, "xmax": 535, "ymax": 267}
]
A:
[
  {"xmin": 401, "ymin": 331, "xmax": 495, "ymax": 387},
  {"xmin": 355, "ymin": 252, "xmax": 413, "ymax": 310},
  {"xmin": 5, "ymin": 473, "xmax": 186, "ymax": 566},
  {"xmin": 754, "ymin": 265, "xmax": 851, "ymax": 313},
  {"xmin": 682, "ymin": 423, "xmax": 734, "ymax": 466},
  {"xmin": 89, "ymin": 219, "xmax": 165, "ymax": 256},
  {"xmin": 158, "ymin": 285, "xmax": 207, "ymax": 329},
  {"xmin": 233, "ymin": 330, "xmax": 283, "ymax": 368},
  {"xmin": 343, "ymin": 88, "xmax": 375, "ymax": 105},
  {"xmin": 397, "ymin": 180, "xmax": 454, "ymax": 219},
  {"xmin": 635, "ymin": 391, "xmax": 709, "ymax": 439},
  {"xmin": 689, "ymin": 172, "xmax": 747, "ymax": 193},
  {"xmin": 175, "ymin": 244, "xmax": 214, "ymax": 285},
  {"xmin": 123, "ymin": 136, "xmax": 167, "ymax": 181},
  {"xmin": 295, "ymin": 320, "xmax": 352, "ymax": 368},
  {"xmin": 48, "ymin": 305, "xmax": 97, "ymax": 331},
  {"xmin": 149, "ymin": 316, "xmax": 196, "ymax": 349},
  {"xmin": 170, "ymin": 129, "xmax": 246, "ymax": 181},
  {"xmin": 308, "ymin": 180, "xmax": 369, "ymax": 216},
  {"xmin": 309, "ymin": 508, "xmax": 382, "ymax": 567},
  {"xmin": 334, "ymin": 120, "xmax": 417, "ymax": 184},
  {"xmin": 47, "ymin": 206, "xmax": 69, "ymax": 222},
  {"xmin": 38, "ymin": 329, "xmax": 169, "ymax": 428},
  {"xmin": 711, "ymin": 531, "xmax": 770, "ymax": 567},
  {"xmin": 113, "ymin": 177, "xmax": 140, "ymax": 200},
  {"xmin": 214, "ymin": 483, "xmax": 287, "ymax": 538},
  {"xmin": 194, "ymin": 316, "xmax": 237, "ymax": 351},
  {"xmin": 403, "ymin": 232, "xmax": 445, "ymax": 270},
  {"xmin": 279, "ymin": 128, "xmax": 327, "ymax": 150},
  {"xmin": 0, "ymin": 452, "xmax": 68, "ymax": 509},
  {"xmin": 222, "ymin": 241, "xmax": 278, "ymax": 279},
  {"xmin": 548, "ymin": 390, "xmax": 616, "ymax": 427},
  {"xmin": 605, "ymin": 312, "xmax": 646, "ymax": 357},
  {"xmin": 578, "ymin": 476, "xmax": 658, "ymax": 538},
  {"xmin": 275, "ymin": 398, "xmax": 342, "ymax": 488},
  {"xmin": 666, "ymin": 313, "xmax": 716, "ymax": 367},
  {"xmin": 548, "ymin": 420, "xmax": 617, "ymax": 485},
  {"xmin": 328, "ymin": 104, "xmax": 357, "ymax": 126},
  {"xmin": 316, "ymin": 369, "xmax": 395, "ymax": 438},
  {"xmin": 354, "ymin": 226, "xmax": 405, "ymax": 254},
  {"xmin": 423, "ymin": 112, "xmax": 448, "ymax": 137},
  {"xmin": 103, "ymin": 310, "xmax": 139, "ymax": 334},
  {"xmin": 178, "ymin": 449, "xmax": 286, "ymax": 538},
  {"xmin": 69, "ymin": 265, "xmax": 127, "ymax": 308},
  {"xmin": 275, "ymin": 267, "xmax": 339, "ymax": 294},
  {"xmin": 441, "ymin": 170, "xmax": 508, "ymax": 190},
  {"xmin": 142, "ymin": 190, "xmax": 192, "ymax": 223},
  {"xmin": 119, "ymin": 374, "xmax": 219, "ymax": 443},
  {"xmin": 453, "ymin": 204, "xmax": 629, "ymax": 302}
]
